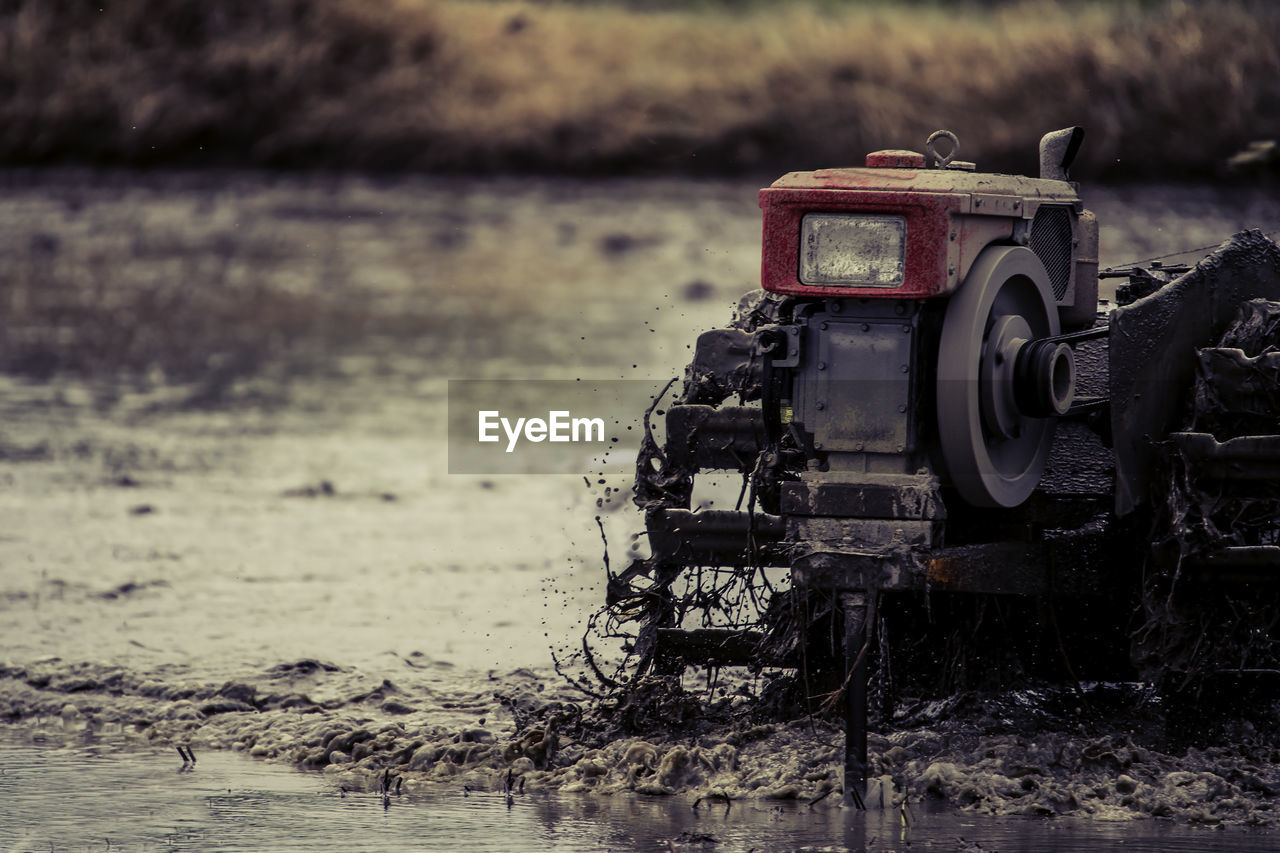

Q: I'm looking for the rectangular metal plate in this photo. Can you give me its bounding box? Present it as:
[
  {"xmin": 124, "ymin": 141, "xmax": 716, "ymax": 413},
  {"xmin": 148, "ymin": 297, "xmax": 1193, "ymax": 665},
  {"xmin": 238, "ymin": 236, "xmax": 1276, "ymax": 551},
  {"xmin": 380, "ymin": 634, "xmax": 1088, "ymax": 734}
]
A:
[{"xmin": 795, "ymin": 316, "xmax": 913, "ymax": 454}]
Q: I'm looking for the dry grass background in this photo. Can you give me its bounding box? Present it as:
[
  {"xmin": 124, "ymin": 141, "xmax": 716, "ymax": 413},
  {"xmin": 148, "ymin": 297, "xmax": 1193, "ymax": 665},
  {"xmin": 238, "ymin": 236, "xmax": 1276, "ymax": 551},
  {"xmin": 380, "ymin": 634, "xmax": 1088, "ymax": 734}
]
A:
[{"xmin": 0, "ymin": 0, "xmax": 1276, "ymax": 177}]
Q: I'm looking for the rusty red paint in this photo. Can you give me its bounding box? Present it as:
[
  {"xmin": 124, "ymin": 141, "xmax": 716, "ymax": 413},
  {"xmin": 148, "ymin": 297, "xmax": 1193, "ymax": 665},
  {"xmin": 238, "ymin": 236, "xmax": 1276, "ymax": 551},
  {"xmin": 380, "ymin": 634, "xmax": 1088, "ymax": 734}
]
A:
[
  {"xmin": 779, "ymin": 168, "xmax": 927, "ymax": 191},
  {"xmin": 759, "ymin": 186, "xmax": 958, "ymax": 299},
  {"xmin": 864, "ymin": 150, "xmax": 926, "ymax": 169}
]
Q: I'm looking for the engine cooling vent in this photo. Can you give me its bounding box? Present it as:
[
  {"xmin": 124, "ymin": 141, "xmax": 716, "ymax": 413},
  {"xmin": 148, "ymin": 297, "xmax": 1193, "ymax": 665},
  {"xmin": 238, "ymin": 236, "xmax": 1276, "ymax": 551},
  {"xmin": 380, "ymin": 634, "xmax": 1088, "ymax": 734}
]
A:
[{"xmin": 1029, "ymin": 205, "xmax": 1073, "ymax": 301}]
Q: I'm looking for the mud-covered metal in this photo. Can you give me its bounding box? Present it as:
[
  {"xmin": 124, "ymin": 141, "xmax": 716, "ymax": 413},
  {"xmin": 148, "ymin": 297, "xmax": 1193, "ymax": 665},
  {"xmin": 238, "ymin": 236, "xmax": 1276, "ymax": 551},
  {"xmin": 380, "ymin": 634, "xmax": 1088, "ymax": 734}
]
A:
[
  {"xmin": 1192, "ymin": 298, "xmax": 1280, "ymax": 434},
  {"xmin": 788, "ymin": 513, "xmax": 1115, "ymax": 597},
  {"xmin": 644, "ymin": 507, "xmax": 787, "ymax": 567},
  {"xmin": 781, "ymin": 477, "xmax": 945, "ymax": 519},
  {"xmin": 1110, "ymin": 230, "xmax": 1280, "ymax": 516},
  {"xmin": 682, "ymin": 329, "xmax": 766, "ymax": 406},
  {"xmin": 664, "ymin": 405, "xmax": 766, "ymax": 473},
  {"xmin": 1134, "ymin": 286, "xmax": 1280, "ymax": 686},
  {"xmin": 1171, "ymin": 432, "xmax": 1280, "ymax": 484}
]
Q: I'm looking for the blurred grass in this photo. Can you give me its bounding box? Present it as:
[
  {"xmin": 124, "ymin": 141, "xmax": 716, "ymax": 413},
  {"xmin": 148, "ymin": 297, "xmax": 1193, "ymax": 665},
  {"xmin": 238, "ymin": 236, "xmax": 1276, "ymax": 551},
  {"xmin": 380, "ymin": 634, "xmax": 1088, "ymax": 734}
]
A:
[{"xmin": 0, "ymin": 0, "xmax": 1276, "ymax": 178}]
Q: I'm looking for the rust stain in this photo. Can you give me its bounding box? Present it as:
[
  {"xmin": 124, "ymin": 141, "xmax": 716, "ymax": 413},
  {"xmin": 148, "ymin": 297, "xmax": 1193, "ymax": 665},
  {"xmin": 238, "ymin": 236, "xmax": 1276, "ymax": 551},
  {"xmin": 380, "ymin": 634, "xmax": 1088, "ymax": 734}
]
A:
[{"xmin": 924, "ymin": 556, "xmax": 958, "ymax": 586}]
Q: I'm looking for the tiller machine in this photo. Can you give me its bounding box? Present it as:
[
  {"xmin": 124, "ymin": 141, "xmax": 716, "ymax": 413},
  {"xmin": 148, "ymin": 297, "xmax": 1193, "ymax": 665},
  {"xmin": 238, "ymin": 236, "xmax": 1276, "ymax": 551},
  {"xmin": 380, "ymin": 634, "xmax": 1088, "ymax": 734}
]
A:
[{"xmin": 622, "ymin": 129, "xmax": 1280, "ymax": 805}]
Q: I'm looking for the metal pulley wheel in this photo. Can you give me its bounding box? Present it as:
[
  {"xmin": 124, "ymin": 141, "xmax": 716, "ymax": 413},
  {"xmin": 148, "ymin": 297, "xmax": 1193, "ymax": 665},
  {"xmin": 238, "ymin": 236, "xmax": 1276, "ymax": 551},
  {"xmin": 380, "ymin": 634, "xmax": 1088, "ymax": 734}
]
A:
[{"xmin": 936, "ymin": 245, "xmax": 1061, "ymax": 508}]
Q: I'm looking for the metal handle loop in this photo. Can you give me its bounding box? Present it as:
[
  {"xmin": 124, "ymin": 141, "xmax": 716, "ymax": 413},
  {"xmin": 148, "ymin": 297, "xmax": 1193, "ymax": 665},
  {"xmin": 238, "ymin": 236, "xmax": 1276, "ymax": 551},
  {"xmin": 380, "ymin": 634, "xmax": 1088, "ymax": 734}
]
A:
[{"xmin": 926, "ymin": 130, "xmax": 959, "ymax": 168}]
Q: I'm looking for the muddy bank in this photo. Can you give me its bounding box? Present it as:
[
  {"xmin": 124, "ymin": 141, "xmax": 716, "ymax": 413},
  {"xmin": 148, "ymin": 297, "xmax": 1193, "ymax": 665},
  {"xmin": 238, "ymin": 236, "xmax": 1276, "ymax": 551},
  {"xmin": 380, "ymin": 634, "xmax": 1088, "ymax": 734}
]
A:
[{"xmin": 5, "ymin": 659, "xmax": 1280, "ymax": 827}]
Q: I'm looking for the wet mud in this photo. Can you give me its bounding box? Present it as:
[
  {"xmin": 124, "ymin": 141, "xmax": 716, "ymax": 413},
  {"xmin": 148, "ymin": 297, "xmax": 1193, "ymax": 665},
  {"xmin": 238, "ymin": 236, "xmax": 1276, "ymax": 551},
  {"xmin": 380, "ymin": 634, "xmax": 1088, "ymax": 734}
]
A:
[
  {"xmin": 2, "ymin": 172, "xmax": 1280, "ymax": 834},
  {"xmin": 7, "ymin": 659, "xmax": 1280, "ymax": 828}
]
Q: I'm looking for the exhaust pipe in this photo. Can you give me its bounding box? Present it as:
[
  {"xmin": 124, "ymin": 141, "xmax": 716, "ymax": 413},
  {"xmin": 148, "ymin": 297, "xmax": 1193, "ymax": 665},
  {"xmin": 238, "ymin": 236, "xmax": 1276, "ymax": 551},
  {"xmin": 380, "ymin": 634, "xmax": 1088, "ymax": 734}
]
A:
[{"xmin": 1039, "ymin": 127, "xmax": 1085, "ymax": 181}]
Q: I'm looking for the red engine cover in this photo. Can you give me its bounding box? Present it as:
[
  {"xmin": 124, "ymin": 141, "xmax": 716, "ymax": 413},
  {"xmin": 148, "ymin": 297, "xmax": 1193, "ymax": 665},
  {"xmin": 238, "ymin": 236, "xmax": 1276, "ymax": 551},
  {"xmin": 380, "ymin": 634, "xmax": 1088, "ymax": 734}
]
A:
[{"xmin": 759, "ymin": 186, "xmax": 959, "ymax": 299}]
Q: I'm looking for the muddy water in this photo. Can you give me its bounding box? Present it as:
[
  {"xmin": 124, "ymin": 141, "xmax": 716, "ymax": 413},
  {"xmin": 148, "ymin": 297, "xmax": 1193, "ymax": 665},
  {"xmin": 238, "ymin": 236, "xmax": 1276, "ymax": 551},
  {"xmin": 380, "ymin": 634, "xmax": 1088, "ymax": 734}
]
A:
[
  {"xmin": 1, "ymin": 171, "xmax": 1279, "ymax": 847},
  {"xmin": 6, "ymin": 736, "xmax": 1280, "ymax": 853}
]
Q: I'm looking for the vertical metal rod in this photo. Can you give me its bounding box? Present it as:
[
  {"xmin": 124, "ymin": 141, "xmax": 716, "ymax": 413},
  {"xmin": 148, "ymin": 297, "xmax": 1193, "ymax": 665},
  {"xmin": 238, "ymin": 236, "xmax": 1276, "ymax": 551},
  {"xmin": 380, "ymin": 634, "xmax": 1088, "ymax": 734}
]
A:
[{"xmin": 840, "ymin": 590, "xmax": 868, "ymax": 809}]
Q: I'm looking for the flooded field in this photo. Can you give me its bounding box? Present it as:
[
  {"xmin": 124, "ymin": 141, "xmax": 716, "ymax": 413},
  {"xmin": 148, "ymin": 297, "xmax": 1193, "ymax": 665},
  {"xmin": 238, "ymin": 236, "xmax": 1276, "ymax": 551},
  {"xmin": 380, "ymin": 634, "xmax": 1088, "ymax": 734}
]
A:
[
  {"xmin": 7, "ymin": 735, "xmax": 1280, "ymax": 853},
  {"xmin": 1, "ymin": 171, "xmax": 1280, "ymax": 849}
]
